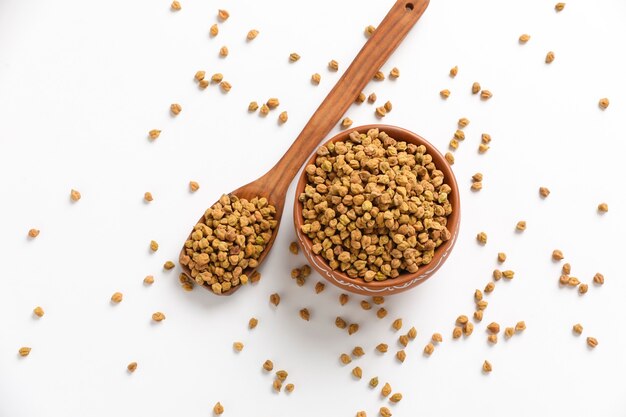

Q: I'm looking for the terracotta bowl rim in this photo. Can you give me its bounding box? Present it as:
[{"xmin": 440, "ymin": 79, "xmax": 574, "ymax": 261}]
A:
[{"xmin": 293, "ymin": 124, "xmax": 461, "ymax": 292}]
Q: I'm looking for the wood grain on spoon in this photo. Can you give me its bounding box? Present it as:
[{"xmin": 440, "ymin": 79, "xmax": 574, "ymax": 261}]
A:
[{"xmin": 180, "ymin": 0, "xmax": 430, "ymax": 295}]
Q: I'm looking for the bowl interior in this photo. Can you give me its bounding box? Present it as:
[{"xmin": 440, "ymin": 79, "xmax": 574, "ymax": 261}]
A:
[{"xmin": 293, "ymin": 124, "xmax": 460, "ymax": 290}]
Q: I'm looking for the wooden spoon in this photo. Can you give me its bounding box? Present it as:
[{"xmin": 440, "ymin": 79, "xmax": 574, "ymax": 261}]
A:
[{"xmin": 180, "ymin": 0, "xmax": 430, "ymax": 295}]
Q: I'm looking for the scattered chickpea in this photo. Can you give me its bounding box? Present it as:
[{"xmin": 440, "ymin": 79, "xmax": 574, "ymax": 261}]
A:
[
  {"xmin": 390, "ymin": 393, "xmax": 403, "ymax": 403},
  {"xmin": 453, "ymin": 326, "xmax": 463, "ymax": 339},
  {"xmin": 477, "ymin": 232, "xmax": 488, "ymax": 245},
  {"xmin": 269, "ymin": 293, "xmax": 280, "ymax": 306},
  {"xmin": 539, "ymin": 187, "xmax": 550, "ymax": 198},
  {"xmin": 552, "ymin": 249, "xmax": 564, "ymax": 261},
  {"xmin": 33, "ymin": 306, "xmax": 44, "ymax": 317},
  {"xmin": 171, "ymin": 1, "xmax": 181, "ymax": 10},
  {"xmin": 368, "ymin": 93, "xmax": 377, "ymax": 103},
  {"xmin": 211, "ymin": 73, "xmax": 224, "ymax": 83},
  {"xmin": 111, "ymin": 292, "xmax": 123, "ymax": 303},
  {"xmin": 562, "ymin": 263, "xmax": 571, "ymax": 275},
  {"xmin": 70, "ymin": 189, "xmax": 82, "ymax": 201},
  {"xmin": 407, "ymin": 327, "xmax": 417, "ymax": 340},
  {"xmin": 213, "ymin": 401, "xmax": 224, "ymax": 415},
  {"xmin": 311, "ymin": 73, "xmax": 321, "ymax": 84},
  {"xmin": 381, "ymin": 382, "xmax": 392, "ymax": 397},
  {"xmin": 373, "ymin": 71, "xmax": 385, "ymax": 81},
  {"xmin": 545, "ymin": 51, "xmax": 555, "ymax": 64},
  {"xmin": 217, "ymin": 9, "xmax": 229, "ymax": 21},
  {"xmin": 440, "ymin": 89, "xmax": 451, "ymax": 99},
  {"xmin": 449, "ymin": 66, "xmax": 458, "ymax": 77},
  {"xmin": 487, "ymin": 322, "xmax": 500, "ymax": 334},
  {"xmin": 598, "ymin": 202, "xmax": 608, "ymax": 213},
  {"xmin": 474, "ymin": 310, "xmax": 483, "ymax": 321},
  {"xmin": 249, "ymin": 317, "xmax": 258, "ymax": 329},
  {"xmin": 152, "ymin": 312, "xmax": 166, "ymax": 322},
  {"xmin": 341, "ymin": 118, "xmax": 353, "ymax": 128},
  {"xmin": 210, "ymin": 24, "xmax": 218, "ymax": 37},
  {"xmin": 144, "ymin": 192, "xmax": 153, "ymax": 202},
  {"xmin": 189, "ymin": 181, "xmax": 200, "ymax": 192},
  {"xmin": 599, "ymin": 98, "xmax": 610, "ymax": 110},
  {"xmin": 127, "ymin": 361, "xmax": 137, "ymax": 372},
  {"xmin": 389, "ymin": 67, "xmax": 400, "ymax": 78},
  {"xmin": 483, "ymin": 360, "xmax": 492, "ymax": 373},
  {"xmin": 233, "ymin": 342, "xmax": 244, "ymax": 352},
  {"xmin": 516, "ymin": 221, "xmax": 527, "ymax": 231},
  {"xmin": 573, "ymin": 323, "xmax": 583, "ymax": 335},
  {"xmin": 143, "ymin": 275, "xmax": 154, "ymax": 285},
  {"xmin": 587, "ymin": 337, "xmax": 598, "ymax": 348},
  {"xmin": 219, "ymin": 81, "xmax": 232, "ymax": 92},
  {"xmin": 593, "ymin": 273, "xmax": 604, "ymax": 285},
  {"xmin": 170, "ymin": 103, "xmax": 182, "ymax": 115},
  {"xmin": 392, "ymin": 318, "xmax": 403, "ymax": 331},
  {"xmin": 504, "ymin": 327, "xmax": 515, "ymax": 339},
  {"xmin": 480, "ymin": 90, "xmax": 493, "ymax": 100},
  {"xmin": 263, "ymin": 360, "xmax": 274, "ymax": 371},
  {"xmin": 519, "ymin": 34, "xmax": 530, "ymax": 43},
  {"xmin": 299, "ymin": 308, "xmax": 310, "ymax": 321},
  {"xmin": 247, "ymin": 29, "xmax": 259, "ymax": 40},
  {"xmin": 555, "ymin": 2, "xmax": 565, "ymax": 11},
  {"xmin": 328, "ymin": 60, "xmax": 339, "ymax": 71},
  {"xmin": 278, "ymin": 111, "xmax": 288, "ymax": 124},
  {"xmin": 472, "ymin": 82, "xmax": 481, "ymax": 94},
  {"xmin": 28, "ymin": 229, "xmax": 40, "ymax": 238}
]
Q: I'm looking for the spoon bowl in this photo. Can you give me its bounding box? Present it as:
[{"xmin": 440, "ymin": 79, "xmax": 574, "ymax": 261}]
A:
[{"xmin": 178, "ymin": 177, "xmax": 286, "ymax": 295}]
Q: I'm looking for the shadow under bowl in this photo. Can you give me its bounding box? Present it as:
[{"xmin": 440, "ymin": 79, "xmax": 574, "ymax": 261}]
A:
[{"xmin": 293, "ymin": 124, "xmax": 461, "ymax": 296}]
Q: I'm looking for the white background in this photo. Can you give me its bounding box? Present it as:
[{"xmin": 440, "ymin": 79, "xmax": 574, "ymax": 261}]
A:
[{"xmin": 1, "ymin": 0, "xmax": 625, "ymax": 416}]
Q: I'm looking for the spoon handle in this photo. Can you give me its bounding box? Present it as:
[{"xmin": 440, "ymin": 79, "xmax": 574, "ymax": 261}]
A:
[{"xmin": 263, "ymin": 0, "xmax": 429, "ymax": 194}]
